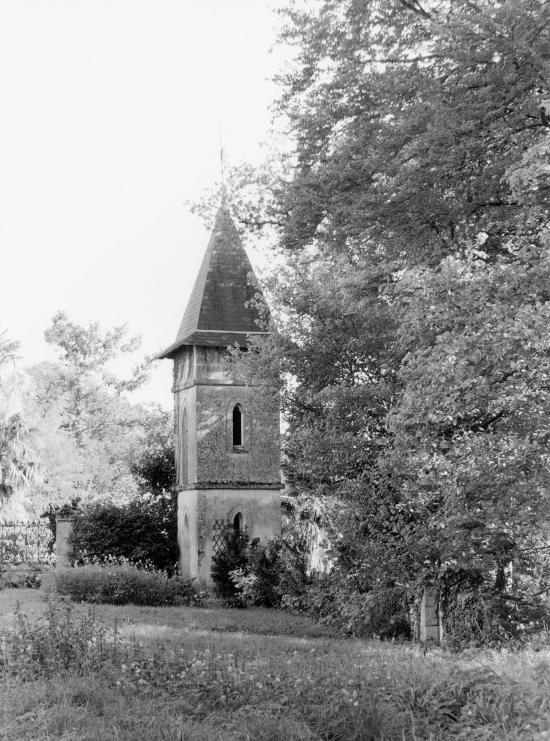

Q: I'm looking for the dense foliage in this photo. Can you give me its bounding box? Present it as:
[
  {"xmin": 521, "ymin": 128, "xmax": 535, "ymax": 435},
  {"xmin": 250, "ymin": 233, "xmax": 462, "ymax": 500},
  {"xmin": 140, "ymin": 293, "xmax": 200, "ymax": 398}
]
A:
[
  {"xmin": 129, "ymin": 408, "xmax": 175, "ymax": 495},
  {"xmin": 211, "ymin": 528, "xmax": 251, "ymax": 605},
  {"xmin": 231, "ymin": 535, "xmax": 311, "ymax": 609},
  {"xmin": 29, "ymin": 311, "xmax": 159, "ymax": 506},
  {"xmin": 0, "ymin": 334, "xmax": 38, "ymax": 512},
  {"xmin": 0, "ymin": 313, "xmax": 175, "ymax": 523},
  {"xmin": 56, "ymin": 563, "xmax": 202, "ymax": 607},
  {"xmin": 70, "ymin": 496, "xmax": 178, "ymax": 574},
  {"xmin": 213, "ymin": 0, "xmax": 550, "ymax": 641}
]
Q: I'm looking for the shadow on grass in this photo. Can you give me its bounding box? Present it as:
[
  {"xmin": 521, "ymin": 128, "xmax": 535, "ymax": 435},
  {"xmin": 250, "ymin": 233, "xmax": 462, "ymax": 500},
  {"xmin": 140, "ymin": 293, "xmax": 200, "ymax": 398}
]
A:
[{"xmin": 0, "ymin": 587, "xmax": 336, "ymax": 640}]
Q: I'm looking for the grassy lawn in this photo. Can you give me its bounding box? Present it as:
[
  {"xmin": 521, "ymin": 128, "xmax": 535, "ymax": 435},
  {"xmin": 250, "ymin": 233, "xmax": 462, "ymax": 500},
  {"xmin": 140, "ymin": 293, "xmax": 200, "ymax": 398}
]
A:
[
  {"xmin": 1, "ymin": 588, "xmax": 549, "ymax": 740},
  {"xmin": 0, "ymin": 587, "xmax": 335, "ymax": 639}
]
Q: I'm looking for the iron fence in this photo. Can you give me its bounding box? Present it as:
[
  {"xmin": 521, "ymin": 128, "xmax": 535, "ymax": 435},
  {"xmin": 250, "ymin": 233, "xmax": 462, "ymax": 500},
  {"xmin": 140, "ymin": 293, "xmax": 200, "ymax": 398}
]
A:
[{"xmin": 0, "ymin": 520, "xmax": 53, "ymax": 568}]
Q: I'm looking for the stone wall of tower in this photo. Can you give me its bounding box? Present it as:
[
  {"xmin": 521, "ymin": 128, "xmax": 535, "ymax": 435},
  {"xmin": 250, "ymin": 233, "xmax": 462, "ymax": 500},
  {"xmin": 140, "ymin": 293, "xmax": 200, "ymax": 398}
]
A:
[
  {"xmin": 177, "ymin": 488, "xmax": 281, "ymax": 583},
  {"xmin": 173, "ymin": 346, "xmax": 280, "ymax": 488},
  {"xmin": 173, "ymin": 347, "xmax": 197, "ymax": 486},
  {"xmin": 195, "ymin": 383, "xmax": 279, "ymax": 485}
]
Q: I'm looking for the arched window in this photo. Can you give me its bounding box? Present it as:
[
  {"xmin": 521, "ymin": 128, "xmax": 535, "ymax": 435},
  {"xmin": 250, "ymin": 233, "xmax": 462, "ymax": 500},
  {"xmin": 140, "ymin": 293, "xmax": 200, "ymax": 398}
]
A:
[
  {"xmin": 232, "ymin": 404, "xmax": 243, "ymax": 448},
  {"xmin": 181, "ymin": 513, "xmax": 191, "ymax": 576},
  {"xmin": 180, "ymin": 407, "xmax": 189, "ymax": 483},
  {"xmin": 233, "ymin": 512, "xmax": 244, "ymax": 533}
]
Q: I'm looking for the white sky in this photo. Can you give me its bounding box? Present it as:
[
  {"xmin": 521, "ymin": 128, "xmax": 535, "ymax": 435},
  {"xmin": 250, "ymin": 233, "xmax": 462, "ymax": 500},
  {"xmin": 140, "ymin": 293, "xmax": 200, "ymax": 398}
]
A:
[{"xmin": 0, "ymin": 0, "xmax": 285, "ymax": 409}]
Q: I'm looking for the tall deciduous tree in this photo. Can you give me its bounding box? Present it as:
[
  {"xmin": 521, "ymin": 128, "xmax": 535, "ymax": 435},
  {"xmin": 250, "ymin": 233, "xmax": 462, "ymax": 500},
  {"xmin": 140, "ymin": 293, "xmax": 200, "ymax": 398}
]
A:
[
  {"xmin": 30, "ymin": 312, "xmax": 154, "ymax": 503},
  {"xmin": 272, "ymin": 0, "xmax": 550, "ymax": 261},
  {"xmin": 0, "ymin": 334, "xmax": 38, "ymax": 511},
  {"xmin": 221, "ymin": 0, "xmax": 550, "ymax": 623}
]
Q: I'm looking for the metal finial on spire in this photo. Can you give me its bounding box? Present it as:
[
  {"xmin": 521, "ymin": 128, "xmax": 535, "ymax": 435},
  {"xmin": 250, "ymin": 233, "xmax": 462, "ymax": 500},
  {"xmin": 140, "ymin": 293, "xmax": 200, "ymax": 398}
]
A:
[{"xmin": 219, "ymin": 124, "xmax": 227, "ymax": 203}]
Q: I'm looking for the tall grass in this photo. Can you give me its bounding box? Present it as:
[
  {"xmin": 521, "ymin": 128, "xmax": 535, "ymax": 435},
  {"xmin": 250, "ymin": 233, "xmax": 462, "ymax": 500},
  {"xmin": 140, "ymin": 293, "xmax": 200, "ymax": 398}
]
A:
[
  {"xmin": 0, "ymin": 598, "xmax": 125, "ymax": 680},
  {"xmin": 1, "ymin": 596, "xmax": 549, "ymax": 740}
]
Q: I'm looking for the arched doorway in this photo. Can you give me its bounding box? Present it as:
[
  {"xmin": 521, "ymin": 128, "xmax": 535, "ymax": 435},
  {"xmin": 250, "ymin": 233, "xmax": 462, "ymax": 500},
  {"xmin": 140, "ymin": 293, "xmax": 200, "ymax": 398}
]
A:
[{"xmin": 233, "ymin": 511, "xmax": 244, "ymax": 533}]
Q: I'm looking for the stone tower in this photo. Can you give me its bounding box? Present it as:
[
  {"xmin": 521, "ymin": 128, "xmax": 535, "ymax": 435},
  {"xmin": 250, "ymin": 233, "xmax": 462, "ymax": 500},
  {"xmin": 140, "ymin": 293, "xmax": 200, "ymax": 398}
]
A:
[{"xmin": 158, "ymin": 205, "xmax": 281, "ymax": 585}]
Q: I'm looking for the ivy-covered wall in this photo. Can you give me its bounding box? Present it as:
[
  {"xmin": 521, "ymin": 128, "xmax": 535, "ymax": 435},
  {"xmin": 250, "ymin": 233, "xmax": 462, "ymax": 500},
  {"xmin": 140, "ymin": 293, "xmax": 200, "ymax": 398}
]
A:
[{"xmin": 195, "ymin": 384, "xmax": 279, "ymax": 485}]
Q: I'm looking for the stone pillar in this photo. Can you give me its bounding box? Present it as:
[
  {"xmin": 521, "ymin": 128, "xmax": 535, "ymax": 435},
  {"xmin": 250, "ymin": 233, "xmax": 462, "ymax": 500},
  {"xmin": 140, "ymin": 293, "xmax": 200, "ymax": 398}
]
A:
[
  {"xmin": 409, "ymin": 601, "xmax": 420, "ymax": 642},
  {"xmin": 420, "ymin": 587, "xmax": 440, "ymax": 645},
  {"xmin": 55, "ymin": 517, "xmax": 74, "ymax": 568}
]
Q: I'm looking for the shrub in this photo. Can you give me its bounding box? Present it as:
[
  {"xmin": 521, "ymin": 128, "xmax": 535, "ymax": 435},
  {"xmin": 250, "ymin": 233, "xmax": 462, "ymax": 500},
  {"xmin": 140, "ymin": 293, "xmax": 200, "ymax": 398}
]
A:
[
  {"xmin": 211, "ymin": 529, "xmax": 250, "ymax": 605},
  {"xmin": 211, "ymin": 527, "xmax": 311, "ymax": 609},
  {"xmin": 230, "ymin": 536, "xmax": 311, "ymax": 608},
  {"xmin": 70, "ymin": 494, "xmax": 178, "ymax": 574},
  {"xmin": 440, "ymin": 566, "xmax": 550, "ymax": 648},
  {"xmin": 56, "ymin": 562, "xmax": 203, "ymax": 607},
  {"xmin": 212, "ymin": 526, "xmax": 411, "ymax": 640},
  {"xmin": 236, "ymin": 538, "xmax": 282, "ymax": 607},
  {"xmin": 291, "ymin": 575, "xmax": 411, "ymax": 639},
  {"xmin": 0, "ymin": 567, "xmax": 44, "ymax": 590}
]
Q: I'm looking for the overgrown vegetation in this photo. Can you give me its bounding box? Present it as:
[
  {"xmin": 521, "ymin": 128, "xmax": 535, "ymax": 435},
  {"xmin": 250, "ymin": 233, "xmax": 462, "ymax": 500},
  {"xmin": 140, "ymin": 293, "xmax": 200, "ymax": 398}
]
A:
[
  {"xmin": 0, "ymin": 568, "xmax": 44, "ymax": 590},
  {"xmin": 212, "ymin": 524, "xmax": 412, "ymax": 639},
  {"xmin": 3, "ymin": 0, "xmax": 550, "ymax": 652},
  {"xmin": 211, "ymin": 528, "xmax": 251, "ymax": 605},
  {"xmin": 211, "ymin": 522, "xmax": 311, "ymax": 611},
  {"xmin": 1, "ymin": 312, "xmax": 175, "ymax": 521},
  {"xmin": 56, "ymin": 562, "xmax": 203, "ymax": 607},
  {"xmin": 0, "ymin": 594, "xmax": 549, "ymax": 740},
  {"xmin": 0, "ymin": 334, "xmax": 38, "ymax": 512},
  {"xmin": 69, "ymin": 495, "xmax": 178, "ymax": 574},
  {"xmin": 195, "ymin": 0, "xmax": 550, "ymax": 645}
]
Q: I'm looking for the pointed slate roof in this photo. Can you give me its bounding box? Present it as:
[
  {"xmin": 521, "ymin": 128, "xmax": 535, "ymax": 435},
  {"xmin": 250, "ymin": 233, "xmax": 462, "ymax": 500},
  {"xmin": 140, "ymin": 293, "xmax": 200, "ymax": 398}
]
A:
[{"xmin": 158, "ymin": 206, "xmax": 268, "ymax": 359}]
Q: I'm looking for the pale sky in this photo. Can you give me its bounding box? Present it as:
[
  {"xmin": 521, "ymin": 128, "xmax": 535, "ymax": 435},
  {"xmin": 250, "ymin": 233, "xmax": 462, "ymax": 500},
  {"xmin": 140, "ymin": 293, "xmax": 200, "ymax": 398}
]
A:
[{"xmin": 0, "ymin": 0, "xmax": 285, "ymax": 409}]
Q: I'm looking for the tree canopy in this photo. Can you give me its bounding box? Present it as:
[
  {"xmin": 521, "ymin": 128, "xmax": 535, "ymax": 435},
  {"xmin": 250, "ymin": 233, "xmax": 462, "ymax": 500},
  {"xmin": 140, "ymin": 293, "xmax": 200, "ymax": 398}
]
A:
[
  {"xmin": 216, "ymin": 0, "xmax": 550, "ymax": 627},
  {"xmin": 26, "ymin": 313, "xmax": 172, "ymax": 510},
  {"xmin": 0, "ymin": 335, "xmax": 38, "ymax": 510}
]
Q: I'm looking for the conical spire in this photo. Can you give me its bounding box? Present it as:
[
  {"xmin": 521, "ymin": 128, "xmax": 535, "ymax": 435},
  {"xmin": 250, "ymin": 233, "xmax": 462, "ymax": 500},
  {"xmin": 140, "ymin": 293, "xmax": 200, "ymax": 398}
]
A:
[{"xmin": 158, "ymin": 206, "xmax": 268, "ymax": 359}]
